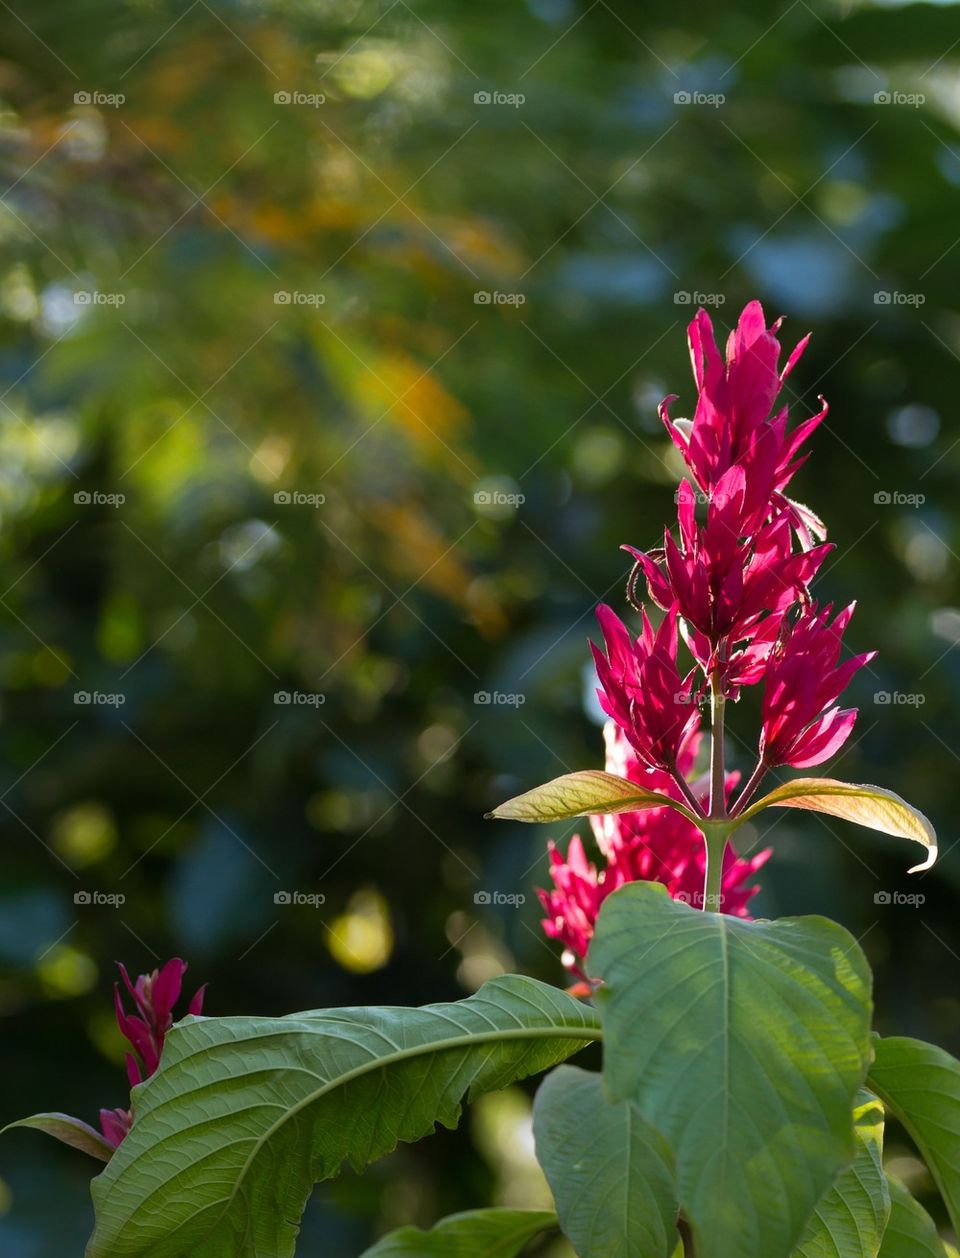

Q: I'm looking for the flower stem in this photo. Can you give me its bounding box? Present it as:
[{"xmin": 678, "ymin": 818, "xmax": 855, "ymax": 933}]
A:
[
  {"xmin": 731, "ymin": 759, "xmax": 768, "ymax": 817},
  {"xmin": 702, "ymin": 825, "xmax": 727, "ymax": 912},
  {"xmin": 708, "ymin": 670, "xmax": 726, "ymax": 820}
]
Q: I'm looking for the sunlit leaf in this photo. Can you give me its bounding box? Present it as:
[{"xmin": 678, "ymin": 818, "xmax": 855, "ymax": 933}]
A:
[
  {"xmin": 487, "ymin": 770, "xmax": 696, "ymax": 824},
  {"xmin": 740, "ymin": 779, "xmax": 936, "ymax": 872}
]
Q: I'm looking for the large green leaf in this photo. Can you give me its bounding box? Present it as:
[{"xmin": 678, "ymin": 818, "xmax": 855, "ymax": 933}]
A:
[
  {"xmin": 85, "ymin": 976, "xmax": 600, "ymax": 1258},
  {"xmin": 794, "ymin": 1092, "xmax": 889, "ymax": 1258},
  {"xmin": 588, "ymin": 882, "xmax": 873, "ymax": 1258},
  {"xmin": 358, "ymin": 1208, "xmax": 558, "ymax": 1255},
  {"xmin": 878, "ymin": 1177, "xmax": 950, "ymax": 1258},
  {"xmin": 2, "ymin": 1112, "xmax": 114, "ymax": 1162},
  {"xmin": 533, "ymin": 1064, "xmax": 679, "ymax": 1258},
  {"xmin": 740, "ymin": 780, "xmax": 936, "ymax": 873},
  {"xmin": 868, "ymin": 1037, "xmax": 960, "ymax": 1236},
  {"xmin": 487, "ymin": 770, "xmax": 696, "ymax": 823}
]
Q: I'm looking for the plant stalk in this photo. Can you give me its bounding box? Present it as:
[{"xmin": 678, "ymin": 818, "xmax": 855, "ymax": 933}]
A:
[
  {"xmin": 708, "ymin": 671, "xmax": 726, "ymax": 820},
  {"xmin": 731, "ymin": 758, "xmax": 768, "ymax": 817}
]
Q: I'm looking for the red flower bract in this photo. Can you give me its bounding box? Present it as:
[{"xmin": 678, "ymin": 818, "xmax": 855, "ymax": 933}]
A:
[{"xmin": 98, "ymin": 957, "xmax": 206, "ymax": 1149}]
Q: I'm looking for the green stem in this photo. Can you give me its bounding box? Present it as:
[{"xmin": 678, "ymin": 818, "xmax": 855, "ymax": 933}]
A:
[{"xmin": 702, "ymin": 825, "xmax": 728, "ymax": 912}]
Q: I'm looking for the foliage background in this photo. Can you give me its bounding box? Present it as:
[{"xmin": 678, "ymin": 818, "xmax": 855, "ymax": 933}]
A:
[{"xmin": 0, "ymin": 0, "xmax": 958, "ymax": 1252}]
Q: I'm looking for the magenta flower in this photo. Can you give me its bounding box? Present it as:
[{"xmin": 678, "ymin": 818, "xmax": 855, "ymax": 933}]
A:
[
  {"xmin": 538, "ymin": 724, "xmax": 769, "ymax": 977},
  {"xmin": 99, "ymin": 958, "xmax": 206, "ymax": 1149},
  {"xmin": 591, "ymin": 602, "xmax": 699, "ymax": 777},
  {"xmin": 758, "ymin": 603, "xmax": 876, "ymax": 770},
  {"xmin": 625, "ymin": 472, "xmax": 830, "ymax": 694},
  {"xmin": 660, "ymin": 300, "xmax": 828, "ymax": 544}
]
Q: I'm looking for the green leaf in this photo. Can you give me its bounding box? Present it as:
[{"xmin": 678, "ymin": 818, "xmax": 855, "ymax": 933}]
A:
[
  {"xmin": 588, "ymin": 882, "xmax": 873, "ymax": 1258},
  {"xmin": 2, "ymin": 1112, "xmax": 115, "ymax": 1163},
  {"xmin": 358, "ymin": 1208, "xmax": 558, "ymax": 1256},
  {"xmin": 794, "ymin": 1091, "xmax": 889, "ymax": 1258},
  {"xmin": 533, "ymin": 1064, "xmax": 679, "ymax": 1258},
  {"xmin": 868, "ymin": 1037, "xmax": 960, "ymax": 1236},
  {"xmin": 86, "ymin": 975, "xmax": 600, "ymax": 1258},
  {"xmin": 878, "ymin": 1176, "xmax": 950, "ymax": 1258},
  {"xmin": 487, "ymin": 770, "xmax": 696, "ymax": 824},
  {"xmin": 740, "ymin": 779, "xmax": 936, "ymax": 872}
]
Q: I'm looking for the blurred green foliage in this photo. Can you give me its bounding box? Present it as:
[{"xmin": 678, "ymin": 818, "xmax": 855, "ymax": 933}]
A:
[{"xmin": 0, "ymin": 0, "xmax": 959, "ymax": 1252}]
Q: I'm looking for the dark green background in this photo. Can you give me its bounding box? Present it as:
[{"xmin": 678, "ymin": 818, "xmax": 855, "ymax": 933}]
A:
[{"xmin": 0, "ymin": 0, "xmax": 957, "ymax": 1252}]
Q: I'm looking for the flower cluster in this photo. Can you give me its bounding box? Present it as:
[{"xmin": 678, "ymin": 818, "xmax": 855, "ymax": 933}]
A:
[
  {"xmin": 540, "ymin": 301, "xmax": 874, "ymax": 971},
  {"xmin": 97, "ymin": 958, "xmax": 206, "ymax": 1148}
]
